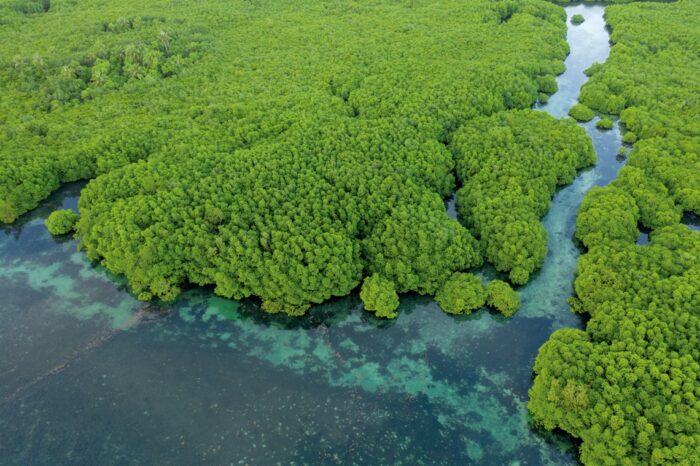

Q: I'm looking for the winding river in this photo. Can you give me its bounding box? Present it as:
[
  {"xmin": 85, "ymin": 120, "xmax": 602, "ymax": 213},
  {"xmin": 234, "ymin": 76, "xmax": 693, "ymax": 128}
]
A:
[{"xmin": 0, "ymin": 5, "xmax": 623, "ymax": 465}]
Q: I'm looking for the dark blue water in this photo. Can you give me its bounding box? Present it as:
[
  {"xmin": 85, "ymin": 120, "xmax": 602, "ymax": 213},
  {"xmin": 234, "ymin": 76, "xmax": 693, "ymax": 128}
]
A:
[{"xmin": 0, "ymin": 5, "xmax": 623, "ymax": 465}]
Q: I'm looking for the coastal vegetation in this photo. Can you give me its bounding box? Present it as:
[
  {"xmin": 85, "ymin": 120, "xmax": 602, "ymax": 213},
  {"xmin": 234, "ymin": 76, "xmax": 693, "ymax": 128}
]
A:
[
  {"xmin": 2, "ymin": 0, "xmax": 699, "ymax": 463},
  {"xmin": 359, "ymin": 273, "xmax": 400, "ymax": 319},
  {"xmin": 530, "ymin": 1, "xmax": 700, "ymax": 464},
  {"xmin": 435, "ymin": 272, "xmax": 486, "ymax": 315},
  {"xmin": 1, "ymin": 0, "xmax": 595, "ymax": 316},
  {"xmin": 451, "ymin": 109, "xmax": 595, "ymax": 284}
]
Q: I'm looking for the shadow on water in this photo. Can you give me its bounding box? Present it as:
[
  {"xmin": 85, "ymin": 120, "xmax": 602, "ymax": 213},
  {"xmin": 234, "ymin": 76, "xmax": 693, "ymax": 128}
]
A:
[{"xmin": 0, "ymin": 5, "xmax": 629, "ymax": 466}]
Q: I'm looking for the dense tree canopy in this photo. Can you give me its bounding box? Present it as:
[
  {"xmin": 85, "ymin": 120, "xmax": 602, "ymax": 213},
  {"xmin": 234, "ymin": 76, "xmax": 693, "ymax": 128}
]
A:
[
  {"xmin": 575, "ymin": 186, "xmax": 640, "ymax": 248},
  {"xmin": 530, "ymin": 226, "xmax": 700, "ymax": 465},
  {"xmin": 0, "ymin": 0, "xmax": 592, "ymax": 314},
  {"xmin": 596, "ymin": 117, "xmax": 613, "ymax": 130},
  {"xmin": 578, "ymin": 0, "xmax": 700, "ymax": 220},
  {"xmin": 450, "ymin": 110, "xmax": 595, "ymax": 284},
  {"xmin": 530, "ymin": 1, "xmax": 700, "ymax": 464}
]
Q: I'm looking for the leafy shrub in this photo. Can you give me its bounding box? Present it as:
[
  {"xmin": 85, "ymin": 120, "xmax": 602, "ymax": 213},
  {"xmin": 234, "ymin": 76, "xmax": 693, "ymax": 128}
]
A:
[
  {"xmin": 570, "ymin": 14, "xmax": 584, "ymax": 25},
  {"xmin": 360, "ymin": 274, "xmax": 400, "ymax": 319},
  {"xmin": 622, "ymin": 131, "xmax": 638, "ymax": 144},
  {"xmin": 435, "ymin": 273, "xmax": 486, "ymax": 315},
  {"xmin": 485, "ymin": 280, "xmax": 520, "ymax": 317},
  {"xmin": 595, "ymin": 117, "xmax": 613, "ymax": 129},
  {"xmin": 45, "ymin": 209, "xmax": 79, "ymax": 235},
  {"xmin": 568, "ymin": 103, "xmax": 595, "ymax": 122}
]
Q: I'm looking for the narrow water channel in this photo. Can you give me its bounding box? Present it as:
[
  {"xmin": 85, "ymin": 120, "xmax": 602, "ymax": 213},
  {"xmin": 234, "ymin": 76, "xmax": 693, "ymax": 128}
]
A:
[
  {"xmin": 0, "ymin": 5, "xmax": 621, "ymax": 465},
  {"xmin": 523, "ymin": 3, "xmax": 624, "ymax": 325}
]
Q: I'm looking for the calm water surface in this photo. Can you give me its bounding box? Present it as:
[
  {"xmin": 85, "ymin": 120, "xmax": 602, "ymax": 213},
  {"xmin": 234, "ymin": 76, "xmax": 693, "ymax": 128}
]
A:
[{"xmin": 1, "ymin": 5, "xmax": 623, "ymax": 465}]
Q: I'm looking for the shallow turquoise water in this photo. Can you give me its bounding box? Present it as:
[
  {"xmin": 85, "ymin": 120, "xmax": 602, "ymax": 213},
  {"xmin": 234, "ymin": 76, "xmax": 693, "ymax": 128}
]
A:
[{"xmin": 0, "ymin": 5, "xmax": 624, "ymax": 465}]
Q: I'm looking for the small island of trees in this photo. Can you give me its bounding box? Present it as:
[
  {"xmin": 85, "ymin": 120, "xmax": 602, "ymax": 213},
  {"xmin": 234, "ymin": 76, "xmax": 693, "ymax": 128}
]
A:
[{"xmin": 571, "ymin": 14, "xmax": 585, "ymax": 25}]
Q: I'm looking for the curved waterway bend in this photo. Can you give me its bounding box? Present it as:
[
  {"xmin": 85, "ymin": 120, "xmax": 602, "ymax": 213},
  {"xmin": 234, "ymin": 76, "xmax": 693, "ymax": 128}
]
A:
[{"xmin": 0, "ymin": 5, "xmax": 621, "ymax": 466}]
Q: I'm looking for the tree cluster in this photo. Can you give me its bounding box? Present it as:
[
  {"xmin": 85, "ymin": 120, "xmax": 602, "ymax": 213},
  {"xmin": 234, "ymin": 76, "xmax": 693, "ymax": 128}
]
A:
[
  {"xmin": 0, "ymin": 0, "xmax": 580, "ymax": 315},
  {"xmin": 571, "ymin": 14, "xmax": 585, "ymax": 25},
  {"xmin": 486, "ymin": 280, "xmax": 520, "ymax": 317},
  {"xmin": 360, "ymin": 274, "xmax": 400, "ymax": 319},
  {"xmin": 45, "ymin": 209, "xmax": 79, "ymax": 235},
  {"xmin": 530, "ymin": 226, "xmax": 700, "ymax": 465},
  {"xmin": 568, "ymin": 103, "xmax": 595, "ymax": 122},
  {"xmin": 531, "ymin": 1, "xmax": 700, "ymax": 463},
  {"xmin": 435, "ymin": 273, "xmax": 486, "ymax": 315},
  {"xmin": 450, "ymin": 109, "xmax": 595, "ymax": 284}
]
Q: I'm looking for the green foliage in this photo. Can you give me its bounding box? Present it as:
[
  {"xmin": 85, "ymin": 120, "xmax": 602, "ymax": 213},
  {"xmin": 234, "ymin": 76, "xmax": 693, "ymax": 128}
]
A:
[
  {"xmin": 584, "ymin": 62, "xmax": 604, "ymax": 78},
  {"xmin": 0, "ymin": 0, "xmax": 570, "ymax": 225},
  {"xmin": 45, "ymin": 209, "xmax": 78, "ymax": 235},
  {"xmin": 451, "ymin": 109, "xmax": 595, "ymax": 284},
  {"xmin": 0, "ymin": 0, "xmax": 50, "ymax": 17},
  {"xmin": 0, "ymin": 0, "xmax": 580, "ymax": 311},
  {"xmin": 595, "ymin": 117, "xmax": 613, "ymax": 130},
  {"xmin": 360, "ymin": 273, "xmax": 400, "ymax": 319},
  {"xmin": 622, "ymin": 131, "xmax": 638, "ymax": 144},
  {"xmin": 531, "ymin": 2, "xmax": 700, "ymax": 464},
  {"xmin": 570, "ymin": 14, "xmax": 585, "ymax": 25},
  {"xmin": 627, "ymin": 137, "xmax": 700, "ymax": 215},
  {"xmin": 537, "ymin": 74, "xmax": 558, "ymax": 94},
  {"xmin": 612, "ymin": 166, "xmax": 682, "ymax": 229},
  {"xmin": 568, "ymin": 103, "xmax": 595, "ymax": 122},
  {"xmin": 363, "ymin": 199, "xmax": 482, "ymax": 295},
  {"xmin": 0, "ymin": 11, "xmax": 206, "ymax": 223},
  {"xmin": 575, "ymin": 186, "xmax": 640, "ymax": 248},
  {"xmin": 435, "ymin": 273, "xmax": 486, "ymax": 315},
  {"xmin": 530, "ymin": 226, "xmax": 700, "ymax": 466},
  {"xmin": 261, "ymin": 300, "xmax": 309, "ymax": 317},
  {"xmin": 577, "ymin": 0, "xmax": 699, "ymax": 219},
  {"xmin": 485, "ymin": 280, "xmax": 520, "ymax": 317}
]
